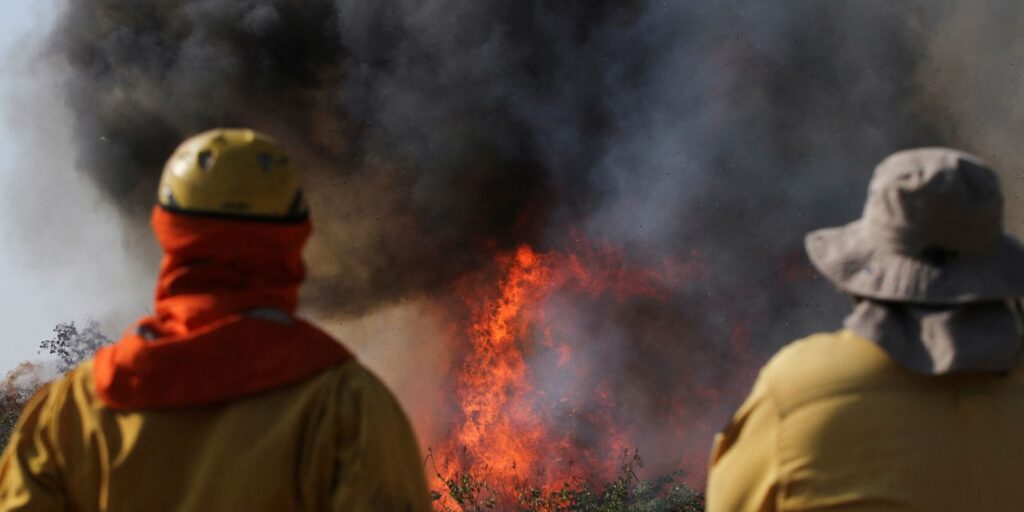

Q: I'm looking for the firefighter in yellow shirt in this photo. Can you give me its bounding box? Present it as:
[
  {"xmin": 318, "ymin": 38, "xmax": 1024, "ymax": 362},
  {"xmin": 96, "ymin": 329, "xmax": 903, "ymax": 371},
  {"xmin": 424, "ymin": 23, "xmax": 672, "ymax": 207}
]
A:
[
  {"xmin": 0, "ymin": 129, "xmax": 433, "ymax": 511},
  {"xmin": 708, "ymin": 148, "xmax": 1024, "ymax": 511}
]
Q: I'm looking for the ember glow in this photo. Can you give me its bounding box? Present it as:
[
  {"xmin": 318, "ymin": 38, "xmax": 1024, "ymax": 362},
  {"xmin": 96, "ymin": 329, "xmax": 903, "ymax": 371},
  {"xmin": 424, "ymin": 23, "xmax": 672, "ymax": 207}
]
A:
[{"xmin": 436, "ymin": 241, "xmax": 697, "ymax": 497}]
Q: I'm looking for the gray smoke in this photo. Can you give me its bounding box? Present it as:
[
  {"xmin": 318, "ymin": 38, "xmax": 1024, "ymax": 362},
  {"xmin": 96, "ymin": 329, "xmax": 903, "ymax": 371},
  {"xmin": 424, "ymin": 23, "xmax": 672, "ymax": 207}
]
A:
[
  {"xmin": 44, "ymin": 0, "xmax": 1019, "ymax": 481},
  {"xmin": 913, "ymin": 3, "xmax": 1024, "ymax": 232},
  {"xmin": 50, "ymin": 1, "xmax": 939, "ymax": 313}
]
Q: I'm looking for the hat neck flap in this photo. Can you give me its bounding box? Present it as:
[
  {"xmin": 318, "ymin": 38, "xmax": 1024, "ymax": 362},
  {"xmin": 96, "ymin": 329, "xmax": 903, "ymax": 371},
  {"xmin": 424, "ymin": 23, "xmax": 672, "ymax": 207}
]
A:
[{"xmin": 844, "ymin": 299, "xmax": 1024, "ymax": 375}]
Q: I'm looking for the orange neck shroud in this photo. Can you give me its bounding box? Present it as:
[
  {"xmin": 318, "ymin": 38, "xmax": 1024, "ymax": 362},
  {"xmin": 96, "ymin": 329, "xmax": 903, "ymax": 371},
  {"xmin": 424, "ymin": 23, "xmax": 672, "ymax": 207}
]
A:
[{"xmin": 94, "ymin": 207, "xmax": 352, "ymax": 410}]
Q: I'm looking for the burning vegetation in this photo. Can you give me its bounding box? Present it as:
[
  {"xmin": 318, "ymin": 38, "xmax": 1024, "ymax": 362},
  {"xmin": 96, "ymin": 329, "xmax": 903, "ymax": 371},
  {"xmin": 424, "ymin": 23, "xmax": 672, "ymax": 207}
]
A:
[
  {"xmin": 5, "ymin": 0, "xmax": 1022, "ymax": 510},
  {"xmin": 432, "ymin": 242, "xmax": 707, "ymax": 508},
  {"xmin": 444, "ymin": 244, "xmax": 678, "ymax": 484}
]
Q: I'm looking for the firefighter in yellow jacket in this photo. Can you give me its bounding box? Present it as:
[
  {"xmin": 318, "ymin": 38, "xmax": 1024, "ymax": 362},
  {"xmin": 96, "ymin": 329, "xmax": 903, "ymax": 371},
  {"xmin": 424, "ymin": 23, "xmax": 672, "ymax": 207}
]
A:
[
  {"xmin": 0, "ymin": 129, "xmax": 433, "ymax": 511},
  {"xmin": 708, "ymin": 148, "xmax": 1024, "ymax": 510}
]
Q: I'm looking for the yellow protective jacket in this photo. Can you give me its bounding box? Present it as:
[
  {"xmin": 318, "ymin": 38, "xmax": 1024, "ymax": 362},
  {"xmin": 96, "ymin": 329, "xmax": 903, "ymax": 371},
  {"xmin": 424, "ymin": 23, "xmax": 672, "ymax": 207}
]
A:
[
  {"xmin": 708, "ymin": 329, "xmax": 1024, "ymax": 511},
  {"xmin": 0, "ymin": 359, "xmax": 432, "ymax": 512}
]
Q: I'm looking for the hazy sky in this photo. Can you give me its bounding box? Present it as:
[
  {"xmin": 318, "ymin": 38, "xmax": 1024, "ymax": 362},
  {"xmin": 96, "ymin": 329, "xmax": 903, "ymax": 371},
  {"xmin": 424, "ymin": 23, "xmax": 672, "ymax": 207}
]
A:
[
  {"xmin": 0, "ymin": 1, "xmax": 58, "ymax": 372},
  {"xmin": 0, "ymin": 0, "xmax": 154, "ymax": 374}
]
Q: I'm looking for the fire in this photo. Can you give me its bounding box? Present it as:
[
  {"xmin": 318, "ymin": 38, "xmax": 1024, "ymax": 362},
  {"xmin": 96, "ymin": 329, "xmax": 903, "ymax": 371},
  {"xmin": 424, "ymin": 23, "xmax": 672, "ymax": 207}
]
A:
[
  {"xmin": 451, "ymin": 245, "xmax": 551, "ymax": 476},
  {"xmin": 436, "ymin": 240, "xmax": 698, "ymax": 505}
]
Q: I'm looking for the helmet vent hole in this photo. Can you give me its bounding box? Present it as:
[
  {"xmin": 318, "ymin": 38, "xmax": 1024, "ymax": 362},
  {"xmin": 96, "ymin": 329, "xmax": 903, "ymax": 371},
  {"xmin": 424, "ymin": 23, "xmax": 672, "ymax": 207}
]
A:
[
  {"xmin": 258, "ymin": 153, "xmax": 273, "ymax": 172},
  {"xmin": 197, "ymin": 150, "xmax": 214, "ymax": 171}
]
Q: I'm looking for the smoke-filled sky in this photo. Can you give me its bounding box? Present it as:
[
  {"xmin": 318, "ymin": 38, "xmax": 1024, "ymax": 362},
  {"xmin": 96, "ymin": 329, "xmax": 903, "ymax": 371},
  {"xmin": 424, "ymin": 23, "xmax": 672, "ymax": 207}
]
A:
[
  {"xmin": 46, "ymin": 2, "xmax": 944, "ymax": 317},
  {"xmin": 5, "ymin": 0, "xmax": 1024, "ymax": 481},
  {"xmin": 34, "ymin": 2, "xmax": 1023, "ymax": 350},
  {"xmin": 0, "ymin": 1, "xmax": 48, "ymax": 370},
  {"xmin": 0, "ymin": 0, "xmax": 156, "ymax": 373}
]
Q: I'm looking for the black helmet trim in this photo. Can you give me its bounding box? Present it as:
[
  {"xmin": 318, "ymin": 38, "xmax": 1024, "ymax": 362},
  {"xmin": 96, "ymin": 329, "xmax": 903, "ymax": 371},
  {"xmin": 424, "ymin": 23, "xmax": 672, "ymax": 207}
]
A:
[{"xmin": 157, "ymin": 203, "xmax": 309, "ymax": 224}]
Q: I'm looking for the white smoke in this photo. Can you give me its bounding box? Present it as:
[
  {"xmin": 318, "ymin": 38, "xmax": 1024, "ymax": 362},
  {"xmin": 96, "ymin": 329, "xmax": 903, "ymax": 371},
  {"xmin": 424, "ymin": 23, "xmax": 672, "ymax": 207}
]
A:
[{"xmin": 0, "ymin": 0, "xmax": 154, "ymax": 373}]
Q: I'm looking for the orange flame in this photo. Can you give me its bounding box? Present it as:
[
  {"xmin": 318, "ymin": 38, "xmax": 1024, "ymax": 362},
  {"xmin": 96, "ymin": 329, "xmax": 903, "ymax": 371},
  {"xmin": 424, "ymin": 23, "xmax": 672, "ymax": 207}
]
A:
[
  {"xmin": 451, "ymin": 245, "xmax": 551, "ymax": 476},
  {"xmin": 437, "ymin": 240, "xmax": 702, "ymax": 503}
]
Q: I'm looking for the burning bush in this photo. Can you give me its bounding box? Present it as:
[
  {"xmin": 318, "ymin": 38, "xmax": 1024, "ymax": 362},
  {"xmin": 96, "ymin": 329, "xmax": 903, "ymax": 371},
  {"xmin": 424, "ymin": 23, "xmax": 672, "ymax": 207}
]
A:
[
  {"xmin": 432, "ymin": 243, "xmax": 705, "ymax": 487},
  {"xmin": 411, "ymin": 241, "xmax": 724, "ymax": 509}
]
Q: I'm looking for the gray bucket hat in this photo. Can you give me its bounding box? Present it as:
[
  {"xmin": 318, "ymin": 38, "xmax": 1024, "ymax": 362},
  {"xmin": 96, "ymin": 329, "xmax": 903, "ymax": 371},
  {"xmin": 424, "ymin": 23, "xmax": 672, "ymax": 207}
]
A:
[{"xmin": 805, "ymin": 147, "xmax": 1024, "ymax": 304}]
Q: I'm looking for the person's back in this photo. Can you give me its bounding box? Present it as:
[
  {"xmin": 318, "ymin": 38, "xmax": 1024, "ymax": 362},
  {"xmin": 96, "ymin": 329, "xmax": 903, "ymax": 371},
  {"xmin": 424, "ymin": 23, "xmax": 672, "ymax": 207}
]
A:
[
  {"xmin": 0, "ymin": 360, "xmax": 427, "ymax": 511},
  {"xmin": 708, "ymin": 148, "xmax": 1024, "ymax": 511},
  {"xmin": 0, "ymin": 129, "xmax": 432, "ymax": 511},
  {"xmin": 711, "ymin": 329, "xmax": 1024, "ymax": 510}
]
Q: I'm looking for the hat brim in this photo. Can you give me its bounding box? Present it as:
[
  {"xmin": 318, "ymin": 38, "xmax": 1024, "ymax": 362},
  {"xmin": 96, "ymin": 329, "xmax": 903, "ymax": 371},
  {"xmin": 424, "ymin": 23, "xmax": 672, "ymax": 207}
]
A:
[{"xmin": 805, "ymin": 220, "xmax": 1024, "ymax": 304}]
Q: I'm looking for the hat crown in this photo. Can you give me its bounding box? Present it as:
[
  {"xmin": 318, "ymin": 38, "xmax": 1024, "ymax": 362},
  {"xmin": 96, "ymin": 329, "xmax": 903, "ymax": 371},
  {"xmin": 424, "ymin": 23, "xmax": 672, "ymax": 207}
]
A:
[{"xmin": 863, "ymin": 148, "xmax": 1003, "ymax": 260}]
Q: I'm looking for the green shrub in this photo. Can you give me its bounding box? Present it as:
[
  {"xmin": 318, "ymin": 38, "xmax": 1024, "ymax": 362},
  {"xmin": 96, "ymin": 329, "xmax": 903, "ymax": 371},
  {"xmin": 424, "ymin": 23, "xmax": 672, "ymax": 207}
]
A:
[{"xmin": 430, "ymin": 451, "xmax": 704, "ymax": 512}]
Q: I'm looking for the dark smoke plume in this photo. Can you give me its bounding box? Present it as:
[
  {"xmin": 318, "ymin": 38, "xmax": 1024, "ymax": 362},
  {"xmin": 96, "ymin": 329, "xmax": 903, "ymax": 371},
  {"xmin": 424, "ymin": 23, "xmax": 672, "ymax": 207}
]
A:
[
  {"xmin": 48, "ymin": 0, "xmax": 1005, "ymax": 478},
  {"xmin": 51, "ymin": 1, "xmax": 942, "ymax": 318}
]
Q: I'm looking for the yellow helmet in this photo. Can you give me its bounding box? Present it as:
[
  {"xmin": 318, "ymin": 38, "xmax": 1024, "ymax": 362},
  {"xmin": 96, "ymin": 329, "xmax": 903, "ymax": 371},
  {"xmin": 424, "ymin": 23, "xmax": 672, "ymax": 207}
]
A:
[{"xmin": 158, "ymin": 128, "xmax": 307, "ymax": 220}]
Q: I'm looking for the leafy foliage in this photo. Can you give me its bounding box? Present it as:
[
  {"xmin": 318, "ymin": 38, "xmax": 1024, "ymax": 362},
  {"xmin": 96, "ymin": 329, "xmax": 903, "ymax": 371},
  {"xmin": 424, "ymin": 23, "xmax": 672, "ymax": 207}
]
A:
[
  {"xmin": 38, "ymin": 320, "xmax": 111, "ymax": 374},
  {"xmin": 430, "ymin": 452, "xmax": 705, "ymax": 512}
]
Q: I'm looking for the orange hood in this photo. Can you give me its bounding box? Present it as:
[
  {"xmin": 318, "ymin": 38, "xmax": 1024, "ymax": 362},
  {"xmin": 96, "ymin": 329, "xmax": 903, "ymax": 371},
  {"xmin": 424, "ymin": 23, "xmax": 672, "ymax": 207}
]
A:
[{"xmin": 94, "ymin": 207, "xmax": 351, "ymax": 410}]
